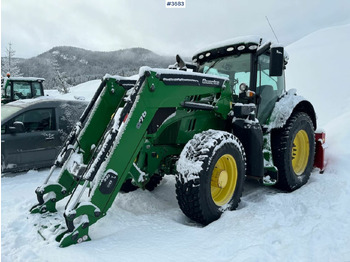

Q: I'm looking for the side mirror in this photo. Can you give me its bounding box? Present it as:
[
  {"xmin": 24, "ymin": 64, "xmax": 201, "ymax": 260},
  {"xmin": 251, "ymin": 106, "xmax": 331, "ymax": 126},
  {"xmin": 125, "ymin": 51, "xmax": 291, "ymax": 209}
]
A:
[
  {"xmin": 9, "ymin": 121, "xmax": 25, "ymax": 134},
  {"xmin": 269, "ymin": 47, "xmax": 284, "ymax": 77}
]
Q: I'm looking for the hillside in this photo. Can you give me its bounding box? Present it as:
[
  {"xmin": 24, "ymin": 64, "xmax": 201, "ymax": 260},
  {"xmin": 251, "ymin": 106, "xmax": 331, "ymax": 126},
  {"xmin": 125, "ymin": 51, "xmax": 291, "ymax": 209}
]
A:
[
  {"xmin": 2, "ymin": 24, "xmax": 350, "ymax": 261},
  {"xmin": 286, "ymin": 23, "xmax": 350, "ymax": 127},
  {"xmin": 14, "ymin": 46, "xmax": 174, "ymax": 89}
]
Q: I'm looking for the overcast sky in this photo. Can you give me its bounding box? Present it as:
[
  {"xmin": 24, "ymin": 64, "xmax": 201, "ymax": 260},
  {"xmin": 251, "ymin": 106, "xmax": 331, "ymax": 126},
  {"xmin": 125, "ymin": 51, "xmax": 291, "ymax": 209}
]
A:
[{"xmin": 1, "ymin": 0, "xmax": 350, "ymax": 58}]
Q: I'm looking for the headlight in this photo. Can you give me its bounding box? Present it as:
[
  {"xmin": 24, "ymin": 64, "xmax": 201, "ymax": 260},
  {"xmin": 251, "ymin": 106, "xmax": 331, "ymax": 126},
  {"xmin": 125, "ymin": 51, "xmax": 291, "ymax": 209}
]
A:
[{"xmin": 239, "ymin": 83, "xmax": 248, "ymax": 92}]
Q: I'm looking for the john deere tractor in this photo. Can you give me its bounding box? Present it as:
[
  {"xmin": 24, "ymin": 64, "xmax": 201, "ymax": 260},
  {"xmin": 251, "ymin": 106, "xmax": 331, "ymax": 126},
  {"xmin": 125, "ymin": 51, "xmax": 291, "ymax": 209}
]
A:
[
  {"xmin": 1, "ymin": 74, "xmax": 45, "ymax": 104},
  {"xmin": 30, "ymin": 36, "xmax": 325, "ymax": 247}
]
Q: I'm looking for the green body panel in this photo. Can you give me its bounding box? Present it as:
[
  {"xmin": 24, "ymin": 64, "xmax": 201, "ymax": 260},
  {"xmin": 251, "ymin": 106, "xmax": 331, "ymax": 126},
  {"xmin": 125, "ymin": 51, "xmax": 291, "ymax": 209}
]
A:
[
  {"xmin": 151, "ymin": 109, "xmax": 224, "ymax": 145},
  {"xmin": 1, "ymin": 79, "xmax": 10, "ymax": 104}
]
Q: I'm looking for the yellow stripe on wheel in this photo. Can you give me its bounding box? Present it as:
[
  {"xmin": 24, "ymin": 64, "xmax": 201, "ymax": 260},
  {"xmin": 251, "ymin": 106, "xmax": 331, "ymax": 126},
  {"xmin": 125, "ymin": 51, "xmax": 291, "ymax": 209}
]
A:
[
  {"xmin": 211, "ymin": 154, "xmax": 238, "ymax": 206},
  {"xmin": 292, "ymin": 130, "xmax": 310, "ymax": 175}
]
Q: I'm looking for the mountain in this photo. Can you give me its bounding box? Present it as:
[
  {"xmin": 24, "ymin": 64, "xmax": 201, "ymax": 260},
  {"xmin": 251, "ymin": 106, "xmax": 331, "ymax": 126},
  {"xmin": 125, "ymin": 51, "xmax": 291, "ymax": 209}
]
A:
[{"xmin": 15, "ymin": 46, "xmax": 175, "ymax": 89}]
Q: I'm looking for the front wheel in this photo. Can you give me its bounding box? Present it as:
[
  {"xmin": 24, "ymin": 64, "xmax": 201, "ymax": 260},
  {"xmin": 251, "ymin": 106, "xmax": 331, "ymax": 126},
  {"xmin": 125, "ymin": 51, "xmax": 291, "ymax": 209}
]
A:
[{"xmin": 176, "ymin": 130, "xmax": 246, "ymax": 225}]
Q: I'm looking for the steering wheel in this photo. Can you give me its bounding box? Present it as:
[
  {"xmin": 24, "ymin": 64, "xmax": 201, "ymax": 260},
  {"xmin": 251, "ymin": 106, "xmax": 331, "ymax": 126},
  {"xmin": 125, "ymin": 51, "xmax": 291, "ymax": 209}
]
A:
[{"xmin": 14, "ymin": 91, "xmax": 25, "ymax": 99}]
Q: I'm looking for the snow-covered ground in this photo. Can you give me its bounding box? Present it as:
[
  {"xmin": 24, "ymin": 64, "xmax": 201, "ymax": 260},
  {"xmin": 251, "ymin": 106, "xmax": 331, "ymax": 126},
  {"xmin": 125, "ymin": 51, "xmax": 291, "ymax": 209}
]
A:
[
  {"xmin": 44, "ymin": 79, "xmax": 101, "ymax": 101},
  {"xmin": 2, "ymin": 24, "xmax": 350, "ymax": 261}
]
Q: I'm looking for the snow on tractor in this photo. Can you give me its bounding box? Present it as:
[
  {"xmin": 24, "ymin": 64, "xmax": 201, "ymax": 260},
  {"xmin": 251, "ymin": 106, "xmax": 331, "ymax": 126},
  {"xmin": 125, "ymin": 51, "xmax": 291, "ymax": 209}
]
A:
[{"xmin": 30, "ymin": 36, "xmax": 326, "ymax": 247}]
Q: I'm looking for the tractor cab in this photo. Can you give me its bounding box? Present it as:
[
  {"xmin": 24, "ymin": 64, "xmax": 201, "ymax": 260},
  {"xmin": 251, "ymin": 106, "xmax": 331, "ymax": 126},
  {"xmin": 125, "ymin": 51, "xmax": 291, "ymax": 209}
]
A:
[
  {"xmin": 192, "ymin": 36, "xmax": 287, "ymax": 124},
  {"xmin": 1, "ymin": 74, "xmax": 45, "ymax": 104}
]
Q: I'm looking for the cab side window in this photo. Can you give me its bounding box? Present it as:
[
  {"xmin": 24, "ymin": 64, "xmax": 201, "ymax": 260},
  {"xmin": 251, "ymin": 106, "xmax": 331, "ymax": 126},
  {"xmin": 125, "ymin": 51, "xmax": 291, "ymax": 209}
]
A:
[
  {"xmin": 32, "ymin": 82, "xmax": 43, "ymax": 97},
  {"xmin": 12, "ymin": 108, "xmax": 56, "ymax": 132}
]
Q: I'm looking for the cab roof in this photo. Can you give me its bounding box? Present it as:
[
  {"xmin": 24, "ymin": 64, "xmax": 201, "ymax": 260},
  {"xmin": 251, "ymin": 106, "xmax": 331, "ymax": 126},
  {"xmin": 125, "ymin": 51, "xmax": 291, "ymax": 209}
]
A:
[
  {"xmin": 1, "ymin": 76, "xmax": 45, "ymax": 82},
  {"xmin": 192, "ymin": 36, "xmax": 263, "ymax": 63},
  {"xmin": 192, "ymin": 35, "xmax": 287, "ymax": 64}
]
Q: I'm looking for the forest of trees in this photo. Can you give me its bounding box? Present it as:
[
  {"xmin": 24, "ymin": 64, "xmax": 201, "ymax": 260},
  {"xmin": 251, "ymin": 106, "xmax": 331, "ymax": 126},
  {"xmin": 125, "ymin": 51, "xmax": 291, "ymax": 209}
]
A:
[
  {"xmin": 2, "ymin": 45, "xmax": 176, "ymax": 90},
  {"xmin": 1, "ymin": 43, "xmax": 23, "ymax": 77}
]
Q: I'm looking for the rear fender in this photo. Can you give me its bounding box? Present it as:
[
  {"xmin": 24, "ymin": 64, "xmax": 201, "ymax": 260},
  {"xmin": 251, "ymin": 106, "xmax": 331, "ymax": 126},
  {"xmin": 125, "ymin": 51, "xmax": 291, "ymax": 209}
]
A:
[{"xmin": 266, "ymin": 89, "xmax": 317, "ymax": 131}]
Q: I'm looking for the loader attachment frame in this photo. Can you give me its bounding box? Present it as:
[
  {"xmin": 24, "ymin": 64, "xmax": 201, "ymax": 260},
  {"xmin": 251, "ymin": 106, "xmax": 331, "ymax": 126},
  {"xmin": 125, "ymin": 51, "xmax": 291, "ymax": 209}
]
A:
[
  {"xmin": 31, "ymin": 69, "xmax": 231, "ymax": 247},
  {"xmin": 30, "ymin": 77, "xmax": 133, "ymax": 214},
  {"xmin": 57, "ymin": 70, "xmax": 230, "ymax": 247}
]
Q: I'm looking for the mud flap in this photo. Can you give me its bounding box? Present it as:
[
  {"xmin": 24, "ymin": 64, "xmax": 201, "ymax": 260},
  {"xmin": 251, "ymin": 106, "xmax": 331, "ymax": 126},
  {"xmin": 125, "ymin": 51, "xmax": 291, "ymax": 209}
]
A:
[{"xmin": 314, "ymin": 131, "xmax": 327, "ymax": 173}]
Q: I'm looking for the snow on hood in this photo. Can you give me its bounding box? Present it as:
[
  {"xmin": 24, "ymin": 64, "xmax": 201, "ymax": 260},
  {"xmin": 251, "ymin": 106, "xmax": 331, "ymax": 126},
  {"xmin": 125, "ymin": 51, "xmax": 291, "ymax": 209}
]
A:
[{"xmin": 138, "ymin": 66, "xmax": 229, "ymax": 81}]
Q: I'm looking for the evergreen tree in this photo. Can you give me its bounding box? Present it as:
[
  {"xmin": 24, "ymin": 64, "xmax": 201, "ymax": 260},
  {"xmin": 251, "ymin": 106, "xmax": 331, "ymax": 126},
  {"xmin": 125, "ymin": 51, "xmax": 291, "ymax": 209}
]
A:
[
  {"xmin": 51, "ymin": 51, "xmax": 70, "ymax": 94},
  {"xmin": 1, "ymin": 43, "xmax": 22, "ymax": 77}
]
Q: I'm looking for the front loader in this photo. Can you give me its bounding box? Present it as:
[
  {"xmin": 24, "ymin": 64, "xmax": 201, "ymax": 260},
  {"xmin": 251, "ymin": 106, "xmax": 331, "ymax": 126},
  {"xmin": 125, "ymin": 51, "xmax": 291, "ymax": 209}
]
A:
[{"xmin": 30, "ymin": 36, "xmax": 326, "ymax": 247}]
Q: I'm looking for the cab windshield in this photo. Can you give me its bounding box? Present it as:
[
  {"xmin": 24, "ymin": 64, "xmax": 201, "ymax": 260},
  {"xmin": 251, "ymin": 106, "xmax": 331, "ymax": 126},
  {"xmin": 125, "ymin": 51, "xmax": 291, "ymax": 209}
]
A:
[{"xmin": 198, "ymin": 53, "xmax": 251, "ymax": 95}]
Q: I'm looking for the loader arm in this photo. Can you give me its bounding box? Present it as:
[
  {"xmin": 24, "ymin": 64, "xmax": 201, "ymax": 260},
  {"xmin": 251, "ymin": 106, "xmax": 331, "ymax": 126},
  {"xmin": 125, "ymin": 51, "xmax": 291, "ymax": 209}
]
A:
[
  {"xmin": 30, "ymin": 77, "xmax": 134, "ymax": 214},
  {"xmin": 56, "ymin": 69, "xmax": 230, "ymax": 247}
]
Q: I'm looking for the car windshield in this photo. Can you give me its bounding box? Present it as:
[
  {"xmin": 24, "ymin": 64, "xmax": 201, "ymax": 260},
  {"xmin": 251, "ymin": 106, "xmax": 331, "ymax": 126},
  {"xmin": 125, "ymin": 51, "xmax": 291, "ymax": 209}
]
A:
[
  {"xmin": 1, "ymin": 105, "xmax": 22, "ymax": 121},
  {"xmin": 198, "ymin": 53, "xmax": 251, "ymax": 95}
]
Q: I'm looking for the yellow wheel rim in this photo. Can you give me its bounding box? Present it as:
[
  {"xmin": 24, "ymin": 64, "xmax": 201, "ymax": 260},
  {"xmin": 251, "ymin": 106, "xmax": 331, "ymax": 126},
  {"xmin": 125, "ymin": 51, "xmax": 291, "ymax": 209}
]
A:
[
  {"xmin": 292, "ymin": 130, "xmax": 310, "ymax": 175},
  {"xmin": 211, "ymin": 154, "xmax": 237, "ymax": 206}
]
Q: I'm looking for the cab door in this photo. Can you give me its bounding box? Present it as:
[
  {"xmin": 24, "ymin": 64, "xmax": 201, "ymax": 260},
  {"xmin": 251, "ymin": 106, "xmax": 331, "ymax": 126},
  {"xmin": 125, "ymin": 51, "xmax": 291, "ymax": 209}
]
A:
[{"xmin": 255, "ymin": 53, "xmax": 285, "ymax": 124}]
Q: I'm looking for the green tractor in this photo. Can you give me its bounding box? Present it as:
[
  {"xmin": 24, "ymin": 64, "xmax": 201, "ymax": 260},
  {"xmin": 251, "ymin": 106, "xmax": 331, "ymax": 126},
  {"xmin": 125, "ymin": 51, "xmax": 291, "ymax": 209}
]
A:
[
  {"xmin": 30, "ymin": 36, "xmax": 326, "ymax": 247},
  {"xmin": 1, "ymin": 74, "xmax": 45, "ymax": 104}
]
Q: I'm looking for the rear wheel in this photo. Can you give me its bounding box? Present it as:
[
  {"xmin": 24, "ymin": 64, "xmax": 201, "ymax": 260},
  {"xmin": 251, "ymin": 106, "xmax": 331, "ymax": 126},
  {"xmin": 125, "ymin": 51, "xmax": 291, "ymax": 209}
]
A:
[
  {"xmin": 271, "ymin": 112, "xmax": 315, "ymax": 191},
  {"xmin": 176, "ymin": 130, "xmax": 246, "ymax": 225}
]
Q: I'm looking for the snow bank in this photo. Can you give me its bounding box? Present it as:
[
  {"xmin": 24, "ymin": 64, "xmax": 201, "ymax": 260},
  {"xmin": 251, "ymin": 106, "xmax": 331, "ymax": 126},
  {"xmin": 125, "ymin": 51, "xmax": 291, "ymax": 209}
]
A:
[
  {"xmin": 286, "ymin": 23, "xmax": 350, "ymax": 127},
  {"xmin": 45, "ymin": 80, "xmax": 101, "ymax": 101}
]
